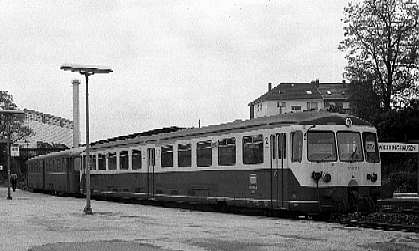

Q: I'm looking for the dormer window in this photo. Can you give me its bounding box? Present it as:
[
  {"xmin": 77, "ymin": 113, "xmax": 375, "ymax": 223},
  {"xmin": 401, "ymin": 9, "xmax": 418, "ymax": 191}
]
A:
[
  {"xmin": 327, "ymin": 90, "xmax": 332, "ymax": 95},
  {"xmin": 306, "ymin": 90, "xmax": 312, "ymax": 95}
]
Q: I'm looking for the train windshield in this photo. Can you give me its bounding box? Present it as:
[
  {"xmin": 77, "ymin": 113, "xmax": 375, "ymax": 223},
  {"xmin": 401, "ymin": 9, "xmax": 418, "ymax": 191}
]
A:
[
  {"xmin": 307, "ymin": 131, "xmax": 337, "ymax": 162},
  {"xmin": 337, "ymin": 132, "xmax": 363, "ymax": 162}
]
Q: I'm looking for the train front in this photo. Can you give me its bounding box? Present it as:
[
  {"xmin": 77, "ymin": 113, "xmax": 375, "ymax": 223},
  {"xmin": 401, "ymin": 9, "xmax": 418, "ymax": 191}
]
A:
[{"xmin": 288, "ymin": 116, "xmax": 380, "ymax": 214}]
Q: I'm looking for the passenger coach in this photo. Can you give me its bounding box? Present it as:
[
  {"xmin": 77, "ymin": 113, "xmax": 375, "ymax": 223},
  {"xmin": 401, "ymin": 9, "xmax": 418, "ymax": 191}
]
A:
[
  {"xmin": 27, "ymin": 147, "xmax": 83, "ymax": 195},
  {"xmin": 82, "ymin": 112, "xmax": 380, "ymax": 213}
]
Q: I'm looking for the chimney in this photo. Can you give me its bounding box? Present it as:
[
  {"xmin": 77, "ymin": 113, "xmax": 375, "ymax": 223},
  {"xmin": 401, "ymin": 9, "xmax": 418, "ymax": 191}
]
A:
[
  {"xmin": 268, "ymin": 82, "xmax": 272, "ymax": 92},
  {"xmin": 72, "ymin": 79, "xmax": 81, "ymax": 148}
]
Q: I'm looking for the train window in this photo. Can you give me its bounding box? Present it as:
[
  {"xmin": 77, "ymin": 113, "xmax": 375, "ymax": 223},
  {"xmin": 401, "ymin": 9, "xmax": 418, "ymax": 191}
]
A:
[
  {"xmin": 218, "ymin": 137, "xmax": 236, "ymax": 166},
  {"xmin": 197, "ymin": 140, "xmax": 212, "ymax": 167},
  {"xmin": 178, "ymin": 144, "xmax": 191, "ymax": 167},
  {"xmin": 161, "ymin": 145, "xmax": 173, "ymax": 167},
  {"xmin": 90, "ymin": 155, "xmax": 96, "ymax": 170},
  {"xmin": 362, "ymin": 132, "xmax": 380, "ymax": 163},
  {"xmin": 243, "ymin": 135, "xmax": 263, "ymax": 164},
  {"xmin": 307, "ymin": 131, "xmax": 337, "ymax": 162},
  {"xmin": 132, "ymin": 149, "xmax": 142, "ymax": 170},
  {"xmin": 337, "ymin": 132, "xmax": 363, "ymax": 162},
  {"xmin": 81, "ymin": 155, "xmax": 95, "ymax": 170},
  {"xmin": 98, "ymin": 154, "xmax": 106, "ymax": 170},
  {"xmin": 108, "ymin": 153, "xmax": 117, "ymax": 170},
  {"xmin": 120, "ymin": 151, "xmax": 129, "ymax": 170},
  {"xmin": 291, "ymin": 131, "xmax": 303, "ymax": 162}
]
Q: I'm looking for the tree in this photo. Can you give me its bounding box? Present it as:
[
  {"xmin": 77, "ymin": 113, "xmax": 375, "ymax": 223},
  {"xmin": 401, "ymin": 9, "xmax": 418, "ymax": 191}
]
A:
[
  {"xmin": 340, "ymin": 0, "xmax": 419, "ymax": 111},
  {"xmin": 0, "ymin": 91, "xmax": 33, "ymax": 142},
  {"xmin": 348, "ymin": 80, "xmax": 382, "ymax": 121}
]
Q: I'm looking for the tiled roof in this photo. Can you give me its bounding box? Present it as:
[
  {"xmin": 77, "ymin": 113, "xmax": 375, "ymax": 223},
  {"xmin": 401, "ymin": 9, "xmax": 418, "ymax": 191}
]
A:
[
  {"xmin": 249, "ymin": 83, "xmax": 322, "ymax": 105},
  {"xmin": 317, "ymin": 83, "xmax": 349, "ymax": 100}
]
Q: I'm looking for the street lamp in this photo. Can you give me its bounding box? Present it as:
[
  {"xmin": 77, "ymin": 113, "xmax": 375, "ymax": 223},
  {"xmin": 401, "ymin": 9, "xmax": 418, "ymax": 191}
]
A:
[
  {"xmin": 0, "ymin": 109, "xmax": 25, "ymax": 200},
  {"xmin": 60, "ymin": 64, "xmax": 112, "ymax": 215}
]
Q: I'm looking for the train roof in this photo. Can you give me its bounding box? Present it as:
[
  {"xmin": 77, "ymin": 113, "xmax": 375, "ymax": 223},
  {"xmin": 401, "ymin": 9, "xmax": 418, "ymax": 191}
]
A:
[
  {"xmin": 90, "ymin": 112, "xmax": 372, "ymax": 150},
  {"xmin": 28, "ymin": 147, "xmax": 84, "ymax": 161}
]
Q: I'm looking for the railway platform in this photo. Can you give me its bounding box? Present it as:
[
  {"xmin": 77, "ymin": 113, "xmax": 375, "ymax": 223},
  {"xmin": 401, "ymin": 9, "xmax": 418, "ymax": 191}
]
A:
[{"xmin": 1, "ymin": 187, "xmax": 419, "ymax": 251}]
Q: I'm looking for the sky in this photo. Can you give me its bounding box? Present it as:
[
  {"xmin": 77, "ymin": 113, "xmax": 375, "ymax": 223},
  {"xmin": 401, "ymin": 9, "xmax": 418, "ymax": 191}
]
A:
[{"xmin": 0, "ymin": 0, "xmax": 349, "ymax": 143}]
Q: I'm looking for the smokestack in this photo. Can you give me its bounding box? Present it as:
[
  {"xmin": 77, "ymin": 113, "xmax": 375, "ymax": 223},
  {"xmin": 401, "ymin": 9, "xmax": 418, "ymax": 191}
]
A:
[
  {"xmin": 268, "ymin": 82, "xmax": 272, "ymax": 92},
  {"xmin": 72, "ymin": 79, "xmax": 81, "ymax": 148}
]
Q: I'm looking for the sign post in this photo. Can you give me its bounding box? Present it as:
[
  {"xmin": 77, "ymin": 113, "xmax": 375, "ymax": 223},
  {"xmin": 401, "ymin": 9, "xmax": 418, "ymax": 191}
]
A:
[{"xmin": 11, "ymin": 146, "xmax": 19, "ymax": 157}]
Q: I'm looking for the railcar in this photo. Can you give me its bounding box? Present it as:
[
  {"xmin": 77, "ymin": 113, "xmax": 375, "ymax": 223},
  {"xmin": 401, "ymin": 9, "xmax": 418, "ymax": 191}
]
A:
[
  {"xmin": 26, "ymin": 148, "xmax": 83, "ymax": 195},
  {"xmin": 82, "ymin": 112, "xmax": 380, "ymax": 214}
]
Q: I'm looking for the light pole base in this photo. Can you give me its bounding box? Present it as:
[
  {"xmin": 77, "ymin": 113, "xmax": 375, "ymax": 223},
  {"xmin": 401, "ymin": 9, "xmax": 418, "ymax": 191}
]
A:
[{"xmin": 83, "ymin": 206, "xmax": 93, "ymax": 215}]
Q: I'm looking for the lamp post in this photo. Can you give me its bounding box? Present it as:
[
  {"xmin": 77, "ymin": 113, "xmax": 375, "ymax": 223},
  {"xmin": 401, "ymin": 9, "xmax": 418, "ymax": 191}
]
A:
[
  {"xmin": 60, "ymin": 64, "xmax": 112, "ymax": 215},
  {"xmin": 0, "ymin": 109, "xmax": 25, "ymax": 200}
]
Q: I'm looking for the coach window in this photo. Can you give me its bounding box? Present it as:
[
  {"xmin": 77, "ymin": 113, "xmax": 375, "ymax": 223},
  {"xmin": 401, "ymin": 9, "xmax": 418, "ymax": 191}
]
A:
[
  {"xmin": 307, "ymin": 131, "xmax": 337, "ymax": 162},
  {"xmin": 243, "ymin": 135, "xmax": 263, "ymax": 164},
  {"xmin": 197, "ymin": 140, "xmax": 212, "ymax": 167},
  {"xmin": 108, "ymin": 153, "xmax": 117, "ymax": 170},
  {"xmin": 178, "ymin": 143, "xmax": 191, "ymax": 167},
  {"xmin": 161, "ymin": 145, "xmax": 173, "ymax": 167},
  {"xmin": 291, "ymin": 131, "xmax": 303, "ymax": 162},
  {"xmin": 98, "ymin": 154, "xmax": 106, "ymax": 170},
  {"xmin": 218, "ymin": 137, "xmax": 236, "ymax": 166},
  {"xmin": 132, "ymin": 149, "xmax": 142, "ymax": 170},
  {"xmin": 120, "ymin": 151, "xmax": 129, "ymax": 170},
  {"xmin": 362, "ymin": 132, "xmax": 380, "ymax": 163},
  {"xmin": 337, "ymin": 132, "xmax": 363, "ymax": 162}
]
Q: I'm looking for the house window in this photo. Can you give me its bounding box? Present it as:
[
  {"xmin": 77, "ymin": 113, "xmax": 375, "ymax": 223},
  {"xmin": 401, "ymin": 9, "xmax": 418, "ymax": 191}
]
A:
[
  {"xmin": 243, "ymin": 135, "xmax": 263, "ymax": 164},
  {"xmin": 291, "ymin": 106, "xmax": 301, "ymax": 111},
  {"xmin": 218, "ymin": 137, "xmax": 236, "ymax": 166},
  {"xmin": 132, "ymin": 149, "xmax": 142, "ymax": 170},
  {"xmin": 161, "ymin": 145, "xmax": 173, "ymax": 167},
  {"xmin": 178, "ymin": 143, "xmax": 191, "ymax": 167},
  {"xmin": 307, "ymin": 102, "xmax": 318, "ymax": 111},
  {"xmin": 197, "ymin": 140, "xmax": 212, "ymax": 167},
  {"xmin": 120, "ymin": 151, "xmax": 129, "ymax": 170}
]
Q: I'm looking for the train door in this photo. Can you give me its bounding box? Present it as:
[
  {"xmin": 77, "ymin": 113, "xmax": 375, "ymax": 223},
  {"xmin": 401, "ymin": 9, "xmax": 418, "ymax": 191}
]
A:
[
  {"xmin": 270, "ymin": 133, "xmax": 287, "ymax": 209},
  {"xmin": 146, "ymin": 148, "xmax": 156, "ymax": 199}
]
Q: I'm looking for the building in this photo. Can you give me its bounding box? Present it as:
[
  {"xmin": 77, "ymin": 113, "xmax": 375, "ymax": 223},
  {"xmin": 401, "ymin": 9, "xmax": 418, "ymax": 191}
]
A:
[
  {"xmin": 249, "ymin": 82, "xmax": 350, "ymax": 119},
  {"xmin": 317, "ymin": 82, "xmax": 350, "ymax": 113},
  {"xmin": 20, "ymin": 109, "xmax": 73, "ymax": 148}
]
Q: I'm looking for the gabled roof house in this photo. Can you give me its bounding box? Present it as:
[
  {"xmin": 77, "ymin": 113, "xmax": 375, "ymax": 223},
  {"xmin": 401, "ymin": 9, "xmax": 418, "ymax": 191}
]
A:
[{"xmin": 249, "ymin": 82, "xmax": 350, "ymax": 119}]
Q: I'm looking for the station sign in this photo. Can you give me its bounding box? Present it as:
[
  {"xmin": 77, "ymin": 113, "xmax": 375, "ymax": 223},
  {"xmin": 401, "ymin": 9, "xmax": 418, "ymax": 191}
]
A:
[
  {"xmin": 378, "ymin": 143, "xmax": 419, "ymax": 153},
  {"xmin": 11, "ymin": 146, "xmax": 19, "ymax": 156}
]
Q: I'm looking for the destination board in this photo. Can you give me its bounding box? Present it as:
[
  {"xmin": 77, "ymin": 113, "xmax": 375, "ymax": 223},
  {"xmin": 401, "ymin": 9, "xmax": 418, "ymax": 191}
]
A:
[{"xmin": 378, "ymin": 143, "xmax": 419, "ymax": 153}]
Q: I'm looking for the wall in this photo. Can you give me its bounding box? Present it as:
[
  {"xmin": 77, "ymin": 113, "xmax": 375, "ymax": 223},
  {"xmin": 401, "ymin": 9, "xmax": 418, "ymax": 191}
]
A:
[{"xmin": 253, "ymin": 99, "xmax": 324, "ymax": 118}]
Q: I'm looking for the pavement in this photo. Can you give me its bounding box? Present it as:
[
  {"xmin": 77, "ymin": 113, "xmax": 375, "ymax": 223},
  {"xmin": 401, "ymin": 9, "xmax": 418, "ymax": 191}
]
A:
[{"xmin": 0, "ymin": 187, "xmax": 419, "ymax": 251}]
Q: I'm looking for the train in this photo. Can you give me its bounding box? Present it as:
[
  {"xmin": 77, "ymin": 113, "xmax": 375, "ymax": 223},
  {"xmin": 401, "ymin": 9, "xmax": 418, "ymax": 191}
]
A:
[{"xmin": 27, "ymin": 112, "xmax": 381, "ymax": 214}]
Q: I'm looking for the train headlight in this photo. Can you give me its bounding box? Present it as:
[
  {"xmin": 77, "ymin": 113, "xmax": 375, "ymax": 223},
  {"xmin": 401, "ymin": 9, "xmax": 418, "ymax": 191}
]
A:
[
  {"xmin": 371, "ymin": 173, "xmax": 377, "ymax": 182},
  {"xmin": 311, "ymin": 171, "xmax": 323, "ymax": 182},
  {"xmin": 323, "ymin": 173, "xmax": 331, "ymax": 183},
  {"xmin": 367, "ymin": 173, "xmax": 378, "ymax": 182}
]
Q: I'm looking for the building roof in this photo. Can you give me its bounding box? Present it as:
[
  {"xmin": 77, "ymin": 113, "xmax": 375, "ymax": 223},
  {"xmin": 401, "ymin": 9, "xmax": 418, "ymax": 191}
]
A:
[
  {"xmin": 249, "ymin": 83, "xmax": 322, "ymax": 106},
  {"xmin": 317, "ymin": 83, "xmax": 349, "ymax": 100}
]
